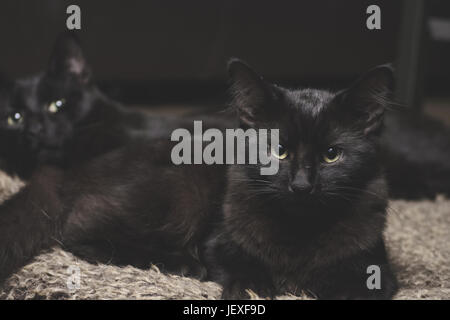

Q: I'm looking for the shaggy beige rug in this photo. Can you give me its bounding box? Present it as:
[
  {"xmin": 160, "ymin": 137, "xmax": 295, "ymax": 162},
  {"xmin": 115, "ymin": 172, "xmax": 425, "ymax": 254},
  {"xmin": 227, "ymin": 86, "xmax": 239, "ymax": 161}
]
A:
[{"xmin": 0, "ymin": 171, "xmax": 448, "ymax": 300}]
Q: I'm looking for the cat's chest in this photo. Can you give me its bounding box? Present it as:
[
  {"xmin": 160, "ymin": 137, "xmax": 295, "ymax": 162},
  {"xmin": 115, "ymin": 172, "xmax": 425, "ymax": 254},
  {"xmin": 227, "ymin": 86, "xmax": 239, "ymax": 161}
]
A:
[{"xmin": 225, "ymin": 197, "xmax": 385, "ymax": 271}]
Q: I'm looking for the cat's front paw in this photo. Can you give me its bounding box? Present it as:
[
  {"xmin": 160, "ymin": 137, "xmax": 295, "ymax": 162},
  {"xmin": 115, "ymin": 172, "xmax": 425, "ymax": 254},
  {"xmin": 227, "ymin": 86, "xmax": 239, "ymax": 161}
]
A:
[
  {"xmin": 181, "ymin": 261, "xmax": 208, "ymax": 280},
  {"xmin": 323, "ymin": 281, "xmax": 397, "ymax": 300},
  {"xmin": 221, "ymin": 280, "xmax": 275, "ymax": 300},
  {"xmin": 169, "ymin": 258, "xmax": 207, "ymax": 280},
  {"xmin": 325, "ymin": 290, "xmax": 392, "ymax": 300}
]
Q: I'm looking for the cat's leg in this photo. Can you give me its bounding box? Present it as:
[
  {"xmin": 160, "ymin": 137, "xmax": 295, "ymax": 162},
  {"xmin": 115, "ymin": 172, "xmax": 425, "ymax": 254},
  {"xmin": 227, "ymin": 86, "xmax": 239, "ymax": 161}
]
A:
[
  {"xmin": 313, "ymin": 240, "xmax": 398, "ymax": 300},
  {"xmin": 149, "ymin": 248, "xmax": 208, "ymax": 279},
  {"xmin": 63, "ymin": 235, "xmax": 208, "ymax": 279},
  {"xmin": 0, "ymin": 166, "xmax": 64, "ymax": 282},
  {"xmin": 206, "ymin": 233, "xmax": 275, "ymax": 300},
  {"xmin": 63, "ymin": 223, "xmax": 208, "ymax": 279},
  {"xmin": 60, "ymin": 198, "xmax": 209, "ymax": 279}
]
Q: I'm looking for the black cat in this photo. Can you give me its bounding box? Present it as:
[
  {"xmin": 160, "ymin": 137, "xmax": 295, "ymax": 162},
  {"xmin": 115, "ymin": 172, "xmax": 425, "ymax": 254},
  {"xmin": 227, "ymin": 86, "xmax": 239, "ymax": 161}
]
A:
[
  {"xmin": 0, "ymin": 32, "xmax": 173, "ymax": 178},
  {"xmin": 0, "ymin": 32, "xmax": 96, "ymax": 176},
  {"xmin": 0, "ymin": 59, "xmax": 398, "ymax": 299},
  {"xmin": 204, "ymin": 59, "xmax": 397, "ymax": 299}
]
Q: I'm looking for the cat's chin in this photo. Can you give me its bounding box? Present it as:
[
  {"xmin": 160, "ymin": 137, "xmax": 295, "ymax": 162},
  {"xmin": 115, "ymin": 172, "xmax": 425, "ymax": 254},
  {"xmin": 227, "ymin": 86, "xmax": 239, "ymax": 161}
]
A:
[
  {"xmin": 283, "ymin": 195, "xmax": 325, "ymax": 215},
  {"xmin": 287, "ymin": 192, "xmax": 320, "ymax": 205},
  {"xmin": 37, "ymin": 149, "xmax": 63, "ymax": 164},
  {"xmin": 284, "ymin": 192, "xmax": 348, "ymax": 217}
]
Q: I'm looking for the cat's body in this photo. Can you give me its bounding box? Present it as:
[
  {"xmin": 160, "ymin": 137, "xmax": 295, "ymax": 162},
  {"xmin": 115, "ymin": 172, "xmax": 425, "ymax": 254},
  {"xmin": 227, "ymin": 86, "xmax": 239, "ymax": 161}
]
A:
[
  {"xmin": 0, "ymin": 136, "xmax": 228, "ymax": 280},
  {"xmin": 63, "ymin": 138, "xmax": 226, "ymax": 273},
  {"xmin": 0, "ymin": 34, "xmax": 231, "ymax": 285},
  {"xmin": 381, "ymin": 111, "xmax": 450, "ymax": 199},
  {"xmin": 0, "ymin": 58, "xmax": 399, "ymax": 299},
  {"xmin": 203, "ymin": 67, "xmax": 399, "ymax": 298}
]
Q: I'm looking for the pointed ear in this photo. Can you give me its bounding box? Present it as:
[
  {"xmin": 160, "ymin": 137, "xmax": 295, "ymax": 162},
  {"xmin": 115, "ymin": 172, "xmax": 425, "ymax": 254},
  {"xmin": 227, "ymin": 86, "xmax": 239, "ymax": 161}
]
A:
[
  {"xmin": 47, "ymin": 32, "xmax": 91, "ymax": 84},
  {"xmin": 227, "ymin": 58, "xmax": 276, "ymax": 128},
  {"xmin": 336, "ymin": 64, "xmax": 394, "ymax": 135}
]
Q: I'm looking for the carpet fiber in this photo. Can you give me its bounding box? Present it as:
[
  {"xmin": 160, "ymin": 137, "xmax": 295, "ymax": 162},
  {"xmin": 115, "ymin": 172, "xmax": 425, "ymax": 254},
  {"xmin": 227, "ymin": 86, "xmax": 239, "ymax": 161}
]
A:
[{"xmin": 0, "ymin": 171, "xmax": 448, "ymax": 300}]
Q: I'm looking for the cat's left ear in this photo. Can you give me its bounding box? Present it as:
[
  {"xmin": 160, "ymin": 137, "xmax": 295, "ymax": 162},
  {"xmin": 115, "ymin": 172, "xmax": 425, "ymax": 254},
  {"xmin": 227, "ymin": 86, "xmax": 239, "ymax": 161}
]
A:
[
  {"xmin": 227, "ymin": 58, "xmax": 278, "ymax": 128},
  {"xmin": 336, "ymin": 64, "xmax": 394, "ymax": 135},
  {"xmin": 47, "ymin": 32, "xmax": 91, "ymax": 84}
]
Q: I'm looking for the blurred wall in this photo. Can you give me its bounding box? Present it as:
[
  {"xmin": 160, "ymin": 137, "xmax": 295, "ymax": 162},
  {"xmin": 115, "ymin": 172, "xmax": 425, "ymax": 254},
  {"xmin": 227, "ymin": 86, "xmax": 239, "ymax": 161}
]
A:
[
  {"xmin": 1, "ymin": 0, "xmax": 402, "ymax": 82},
  {"xmin": 1, "ymin": 0, "xmax": 449, "ymax": 104}
]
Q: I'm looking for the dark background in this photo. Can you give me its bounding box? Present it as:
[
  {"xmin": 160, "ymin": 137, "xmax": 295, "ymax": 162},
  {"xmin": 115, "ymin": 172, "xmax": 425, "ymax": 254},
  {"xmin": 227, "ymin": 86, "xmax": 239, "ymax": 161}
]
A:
[{"xmin": 0, "ymin": 0, "xmax": 449, "ymax": 111}]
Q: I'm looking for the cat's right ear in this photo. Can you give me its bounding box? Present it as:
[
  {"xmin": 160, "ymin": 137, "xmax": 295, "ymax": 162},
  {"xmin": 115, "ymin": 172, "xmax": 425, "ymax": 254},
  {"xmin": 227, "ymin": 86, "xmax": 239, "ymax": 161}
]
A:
[
  {"xmin": 335, "ymin": 64, "xmax": 394, "ymax": 135},
  {"xmin": 227, "ymin": 58, "xmax": 276, "ymax": 128},
  {"xmin": 47, "ymin": 32, "xmax": 91, "ymax": 85}
]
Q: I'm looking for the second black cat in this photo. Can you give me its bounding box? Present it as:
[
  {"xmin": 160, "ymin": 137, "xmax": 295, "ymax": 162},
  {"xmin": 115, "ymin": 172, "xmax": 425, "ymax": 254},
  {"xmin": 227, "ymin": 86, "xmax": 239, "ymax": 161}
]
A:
[{"xmin": 0, "ymin": 33, "xmax": 186, "ymax": 178}]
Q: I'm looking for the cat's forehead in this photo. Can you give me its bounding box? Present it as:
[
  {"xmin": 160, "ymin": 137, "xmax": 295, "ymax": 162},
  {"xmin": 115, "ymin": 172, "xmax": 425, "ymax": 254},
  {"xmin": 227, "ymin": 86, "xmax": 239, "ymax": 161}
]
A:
[
  {"xmin": 15, "ymin": 75, "xmax": 41, "ymax": 94},
  {"xmin": 0, "ymin": 75, "xmax": 43, "ymax": 112},
  {"xmin": 278, "ymin": 88, "xmax": 339, "ymax": 143},
  {"xmin": 285, "ymin": 89, "xmax": 335, "ymax": 118},
  {"xmin": 13, "ymin": 76, "xmax": 42, "ymax": 108}
]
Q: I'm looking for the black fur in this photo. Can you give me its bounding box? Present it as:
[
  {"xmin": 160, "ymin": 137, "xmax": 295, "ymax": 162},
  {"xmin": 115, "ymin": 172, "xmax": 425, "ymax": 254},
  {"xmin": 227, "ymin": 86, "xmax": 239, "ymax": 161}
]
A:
[
  {"xmin": 205, "ymin": 59, "xmax": 397, "ymax": 299},
  {"xmin": 0, "ymin": 32, "xmax": 98, "ymax": 176},
  {"xmin": 381, "ymin": 111, "xmax": 450, "ymax": 199},
  {"xmin": 1, "ymin": 33, "xmax": 447, "ymax": 201},
  {"xmin": 0, "ymin": 34, "xmax": 230, "ymax": 284},
  {"xmin": 0, "ymin": 33, "xmax": 170, "ymax": 177},
  {"xmin": 0, "ymin": 59, "xmax": 398, "ymax": 299}
]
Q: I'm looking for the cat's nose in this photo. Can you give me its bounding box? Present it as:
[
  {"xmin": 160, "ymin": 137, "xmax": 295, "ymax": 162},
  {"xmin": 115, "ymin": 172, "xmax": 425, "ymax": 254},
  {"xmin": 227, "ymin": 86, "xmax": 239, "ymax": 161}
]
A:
[
  {"xmin": 290, "ymin": 180, "xmax": 313, "ymax": 194},
  {"xmin": 27, "ymin": 122, "xmax": 43, "ymax": 137},
  {"xmin": 290, "ymin": 170, "xmax": 313, "ymax": 194}
]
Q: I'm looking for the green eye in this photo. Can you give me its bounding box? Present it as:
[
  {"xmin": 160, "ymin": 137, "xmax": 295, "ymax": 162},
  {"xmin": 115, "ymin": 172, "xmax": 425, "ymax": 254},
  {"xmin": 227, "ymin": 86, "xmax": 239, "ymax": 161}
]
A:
[
  {"xmin": 48, "ymin": 99, "xmax": 65, "ymax": 113},
  {"xmin": 323, "ymin": 147, "xmax": 340, "ymax": 163},
  {"xmin": 271, "ymin": 144, "xmax": 289, "ymax": 160},
  {"xmin": 7, "ymin": 112, "xmax": 23, "ymax": 126}
]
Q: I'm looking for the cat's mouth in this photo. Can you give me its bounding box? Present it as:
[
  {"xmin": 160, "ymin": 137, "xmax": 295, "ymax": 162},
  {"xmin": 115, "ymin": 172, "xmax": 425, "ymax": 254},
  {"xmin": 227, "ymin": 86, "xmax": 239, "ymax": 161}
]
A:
[
  {"xmin": 37, "ymin": 148, "xmax": 63, "ymax": 163},
  {"xmin": 29, "ymin": 141, "xmax": 64, "ymax": 162},
  {"xmin": 26, "ymin": 135, "xmax": 64, "ymax": 152},
  {"xmin": 288, "ymin": 184, "xmax": 317, "ymax": 197},
  {"xmin": 287, "ymin": 190, "xmax": 317, "ymax": 204},
  {"xmin": 286, "ymin": 187, "xmax": 329, "ymax": 207}
]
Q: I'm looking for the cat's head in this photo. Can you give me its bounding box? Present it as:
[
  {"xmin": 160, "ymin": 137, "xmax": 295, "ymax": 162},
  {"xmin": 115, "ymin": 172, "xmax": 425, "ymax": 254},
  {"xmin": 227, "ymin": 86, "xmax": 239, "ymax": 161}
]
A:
[
  {"xmin": 0, "ymin": 32, "xmax": 96, "ymax": 176},
  {"xmin": 227, "ymin": 59, "xmax": 393, "ymax": 207}
]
